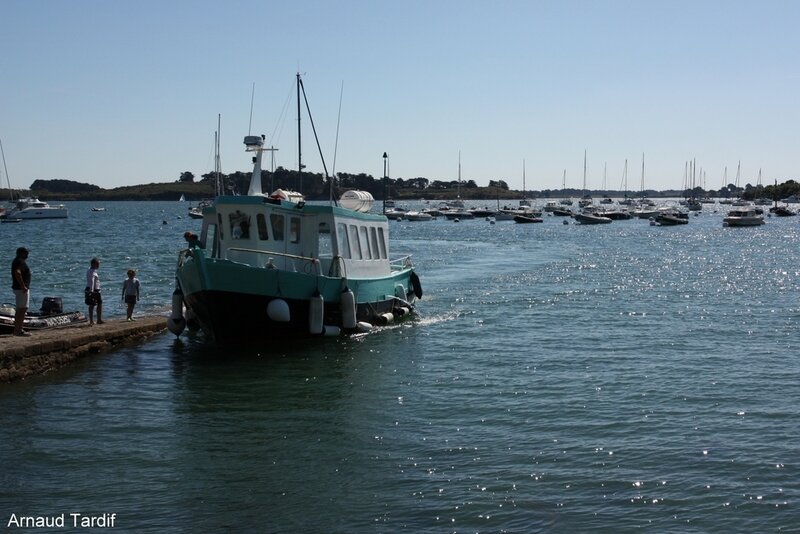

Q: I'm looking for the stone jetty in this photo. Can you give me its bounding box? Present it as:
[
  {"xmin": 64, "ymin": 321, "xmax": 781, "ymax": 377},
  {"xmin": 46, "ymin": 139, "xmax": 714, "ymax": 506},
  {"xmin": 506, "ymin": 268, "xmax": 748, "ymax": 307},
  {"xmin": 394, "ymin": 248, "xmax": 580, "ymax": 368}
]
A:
[{"xmin": 0, "ymin": 316, "xmax": 166, "ymax": 383}]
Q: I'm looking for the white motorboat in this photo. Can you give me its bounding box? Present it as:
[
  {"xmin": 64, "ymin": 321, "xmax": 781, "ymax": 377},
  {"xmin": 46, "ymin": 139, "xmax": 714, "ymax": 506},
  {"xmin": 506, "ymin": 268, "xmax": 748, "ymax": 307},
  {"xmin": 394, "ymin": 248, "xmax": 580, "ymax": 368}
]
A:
[
  {"xmin": 723, "ymin": 207, "xmax": 765, "ymax": 227},
  {"xmin": 573, "ymin": 210, "xmax": 612, "ymax": 224},
  {"xmin": 403, "ymin": 211, "xmax": 434, "ymax": 221},
  {"xmin": 5, "ymin": 197, "xmax": 68, "ymax": 219}
]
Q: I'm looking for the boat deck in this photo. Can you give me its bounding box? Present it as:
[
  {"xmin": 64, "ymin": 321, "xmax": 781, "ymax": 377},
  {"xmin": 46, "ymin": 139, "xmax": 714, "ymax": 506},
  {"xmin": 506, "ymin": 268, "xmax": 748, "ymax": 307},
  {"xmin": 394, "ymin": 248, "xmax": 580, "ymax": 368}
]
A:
[{"xmin": 0, "ymin": 316, "xmax": 166, "ymax": 383}]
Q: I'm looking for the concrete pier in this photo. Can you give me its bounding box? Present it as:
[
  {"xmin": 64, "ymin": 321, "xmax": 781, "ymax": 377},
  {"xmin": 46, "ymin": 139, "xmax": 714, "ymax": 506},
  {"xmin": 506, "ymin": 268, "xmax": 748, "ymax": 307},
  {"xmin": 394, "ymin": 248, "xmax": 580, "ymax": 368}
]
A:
[{"xmin": 0, "ymin": 316, "xmax": 167, "ymax": 383}]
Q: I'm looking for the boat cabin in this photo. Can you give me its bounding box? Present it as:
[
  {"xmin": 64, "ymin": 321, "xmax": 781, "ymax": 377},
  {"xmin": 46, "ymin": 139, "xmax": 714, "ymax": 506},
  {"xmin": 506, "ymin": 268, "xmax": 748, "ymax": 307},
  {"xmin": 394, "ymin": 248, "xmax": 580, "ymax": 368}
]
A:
[{"xmin": 198, "ymin": 194, "xmax": 391, "ymax": 279}]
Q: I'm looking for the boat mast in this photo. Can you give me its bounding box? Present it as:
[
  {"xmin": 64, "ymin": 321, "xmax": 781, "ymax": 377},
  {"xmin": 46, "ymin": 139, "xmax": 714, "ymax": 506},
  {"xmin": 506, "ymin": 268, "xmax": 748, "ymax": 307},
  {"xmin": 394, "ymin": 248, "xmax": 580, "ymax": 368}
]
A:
[
  {"xmin": 640, "ymin": 152, "xmax": 645, "ymax": 199},
  {"xmin": 583, "ymin": 149, "xmax": 587, "ymax": 196},
  {"xmin": 215, "ymin": 114, "xmax": 223, "ymax": 197},
  {"xmin": 382, "ymin": 152, "xmax": 388, "ymax": 214},
  {"xmin": 0, "ymin": 138, "xmax": 12, "ymax": 202},
  {"xmin": 620, "ymin": 159, "xmax": 628, "ymax": 199},
  {"xmin": 522, "ymin": 159, "xmax": 526, "ymax": 200},
  {"xmin": 457, "ymin": 150, "xmax": 462, "ymax": 200},
  {"xmin": 297, "ymin": 72, "xmax": 303, "ymax": 193}
]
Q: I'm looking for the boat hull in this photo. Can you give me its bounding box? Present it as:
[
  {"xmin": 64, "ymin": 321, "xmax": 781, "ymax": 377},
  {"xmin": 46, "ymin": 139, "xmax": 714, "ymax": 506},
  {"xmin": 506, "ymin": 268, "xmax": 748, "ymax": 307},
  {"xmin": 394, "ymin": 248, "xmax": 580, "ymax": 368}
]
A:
[
  {"xmin": 573, "ymin": 213, "xmax": 612, "ymax": 224},
  {"xmin": 176, "ymin": 253, "xmax": 418, "ymax": 342},
  {"xmin": 11, "ymin": 208, "xmax": 69, "ymax": 219},
  {"xmin": 0, "ymin": 309, "xmax": 86, "ymax": 334},
  {"xmin": 723, "ymin": 217, "xmax": 764, "ymax": 227}
]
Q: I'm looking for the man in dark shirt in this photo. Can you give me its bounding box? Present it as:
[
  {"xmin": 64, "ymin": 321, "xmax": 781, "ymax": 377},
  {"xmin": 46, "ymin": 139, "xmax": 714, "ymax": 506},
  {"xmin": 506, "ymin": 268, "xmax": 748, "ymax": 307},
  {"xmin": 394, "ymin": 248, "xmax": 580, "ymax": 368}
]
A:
[{"xmin": 11, "ymin": 247, "xmax": 31, "ymax": 336}]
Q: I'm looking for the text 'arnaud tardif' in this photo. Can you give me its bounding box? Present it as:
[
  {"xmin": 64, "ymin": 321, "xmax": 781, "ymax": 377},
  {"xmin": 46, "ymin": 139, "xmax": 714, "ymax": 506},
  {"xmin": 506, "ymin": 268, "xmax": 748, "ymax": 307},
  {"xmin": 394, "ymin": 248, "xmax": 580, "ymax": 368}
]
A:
[{"xmin": 7, "ymin": 513, "xmax": 117, "ymax": 528}]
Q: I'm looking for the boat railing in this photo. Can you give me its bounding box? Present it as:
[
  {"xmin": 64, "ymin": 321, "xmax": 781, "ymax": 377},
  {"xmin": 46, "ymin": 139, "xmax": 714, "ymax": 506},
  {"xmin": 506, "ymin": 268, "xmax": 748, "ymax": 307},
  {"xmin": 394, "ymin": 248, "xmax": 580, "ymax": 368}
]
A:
[
  {"xmin": 390, "ymin": 254, "xmax": 413, "ymax": 272},
  {"xmin": 226, "ymin": 246, "xmax": 322, "ymax": 275}
]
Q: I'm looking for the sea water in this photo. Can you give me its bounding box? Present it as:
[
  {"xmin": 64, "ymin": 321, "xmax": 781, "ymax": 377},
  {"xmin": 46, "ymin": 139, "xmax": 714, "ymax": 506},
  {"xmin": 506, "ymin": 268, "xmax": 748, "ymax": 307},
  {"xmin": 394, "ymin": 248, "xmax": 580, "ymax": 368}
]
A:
[{"xmin": 0, "ymin": 200, "xmax": 798, "ymax": 532}]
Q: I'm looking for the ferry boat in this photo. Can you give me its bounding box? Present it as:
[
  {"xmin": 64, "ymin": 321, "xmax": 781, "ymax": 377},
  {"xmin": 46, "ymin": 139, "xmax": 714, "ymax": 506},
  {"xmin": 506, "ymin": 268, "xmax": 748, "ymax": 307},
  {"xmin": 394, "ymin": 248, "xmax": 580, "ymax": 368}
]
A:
[{"xmin": 170, "ymin": 77, "xmax": 421, "ymax": 342}]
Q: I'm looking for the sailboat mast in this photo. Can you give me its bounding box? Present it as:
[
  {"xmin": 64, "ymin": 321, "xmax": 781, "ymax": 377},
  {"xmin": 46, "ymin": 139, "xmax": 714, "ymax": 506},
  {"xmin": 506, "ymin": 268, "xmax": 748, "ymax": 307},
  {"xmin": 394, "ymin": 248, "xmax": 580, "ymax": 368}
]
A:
[
  {"xmin": 0, "ymin": 138, "xmax": 14, "ymax": 202},
  {"xmin": 522, "ymin": 159, "xmax": 526, "ymax": 199},
  {"xmin": 583, "ymin": 150, "xmax": 587, "ymax": 194},
  {"xmin": 640, "ymin": 152, "xmax": 645, "ymax": 198},
  {"xmin": 457, "ymin": 150, "xmax": 462, "ymax": 199},
  {"xmin": 621, "ymin": 159, "xmax": 628, "ymax": 197}
]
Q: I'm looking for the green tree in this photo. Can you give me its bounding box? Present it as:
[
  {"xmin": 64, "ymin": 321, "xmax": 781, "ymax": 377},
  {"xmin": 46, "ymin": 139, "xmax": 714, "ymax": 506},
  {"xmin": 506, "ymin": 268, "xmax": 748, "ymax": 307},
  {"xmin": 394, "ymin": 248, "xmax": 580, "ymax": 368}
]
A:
[{"xmin": 179, "ymin": 171, "xmax": 195, "ymax": 183}]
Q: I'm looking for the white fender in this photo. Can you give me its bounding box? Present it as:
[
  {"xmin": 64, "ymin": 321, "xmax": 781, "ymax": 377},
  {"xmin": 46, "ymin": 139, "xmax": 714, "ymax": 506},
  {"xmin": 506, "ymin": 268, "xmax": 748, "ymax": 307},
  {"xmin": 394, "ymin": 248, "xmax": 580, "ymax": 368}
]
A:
[
  {"xmin": 357, "ymin": 321, "xmax": 373, "ymax": 332},
  {"xmin": 308, "ymin": 292, "xmax": 324, "ymax": 335},
  {"xmin": 394, "ymin": 306, "xmax": 411, "ymax": 317},
  {"xmin": 341, "ymin": 287, "xmax": 357, "ymax": 329},
  {"xmin": 167, "ymin": 288, "xmax": 186, "ymax": 336},
  {"xmin": 376, "ymin": 312, "xmax": 394, "ymax": 325},
  {"xmin": 267, "ymin": 299, "xmax": 291, "ymax": 322},
  {"xmin": 322, "ymin": 325, "xmax": 341, "ymax": 337}
]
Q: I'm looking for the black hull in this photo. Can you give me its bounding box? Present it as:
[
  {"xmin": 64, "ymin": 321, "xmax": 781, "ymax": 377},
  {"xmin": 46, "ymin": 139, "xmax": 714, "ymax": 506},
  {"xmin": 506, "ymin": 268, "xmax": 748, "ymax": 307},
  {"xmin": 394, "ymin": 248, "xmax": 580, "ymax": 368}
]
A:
[
  {"xmin": 0, "ymin": 310, "xmax": 86, "ymax": 334},
  {"xmin": 183, "ymin": 290, "xmax": 402, "ymax": 343}
]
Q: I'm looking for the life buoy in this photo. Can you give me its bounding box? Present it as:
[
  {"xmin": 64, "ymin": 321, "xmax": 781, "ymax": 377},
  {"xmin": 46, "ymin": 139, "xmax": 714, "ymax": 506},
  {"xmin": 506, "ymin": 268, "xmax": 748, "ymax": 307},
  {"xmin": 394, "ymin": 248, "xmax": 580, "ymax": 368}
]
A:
[{"xmin": 409, "ymin": 270, "xmax": 423, "ymax": 299}]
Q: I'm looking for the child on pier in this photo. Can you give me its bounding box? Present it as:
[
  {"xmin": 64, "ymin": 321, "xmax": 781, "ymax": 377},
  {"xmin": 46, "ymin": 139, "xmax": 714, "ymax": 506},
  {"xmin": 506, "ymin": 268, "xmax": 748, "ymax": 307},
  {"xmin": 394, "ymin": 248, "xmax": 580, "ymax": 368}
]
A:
[{"xmin": 122, "ymin": 269, "xmax": 140, "ymax": 321}]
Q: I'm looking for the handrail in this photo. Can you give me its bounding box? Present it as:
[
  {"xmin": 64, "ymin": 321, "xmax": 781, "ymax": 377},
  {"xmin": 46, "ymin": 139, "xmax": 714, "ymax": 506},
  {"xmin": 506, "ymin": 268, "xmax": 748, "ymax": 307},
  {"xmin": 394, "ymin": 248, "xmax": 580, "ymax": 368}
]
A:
[
  {"xmin": 225, "ymin": 246, "xmax": 321, "ymax": 275},
  {"xmin": 390, "ymin": 254, "xmax": 413, "ymax": 269}
]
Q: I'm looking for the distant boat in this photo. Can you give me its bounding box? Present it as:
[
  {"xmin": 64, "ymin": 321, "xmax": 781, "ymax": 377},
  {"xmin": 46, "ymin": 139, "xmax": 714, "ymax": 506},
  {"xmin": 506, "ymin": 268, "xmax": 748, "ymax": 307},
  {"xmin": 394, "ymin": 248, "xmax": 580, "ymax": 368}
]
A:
[
  {"xmin": 653, "ymin": 209, "xmax": 689, "ymax": 226},
  {"xmin": 573, "ymin": 211, "xmax": 612, "ymax": 224},
  {"xmin": 404, "ymin": 211, "xmax": 434, "ymax": 221},
  {"xmin": 723, "ymin": 207, "xmax": 764, "ymax": 227},
  {"xmin": 770, "ymin": 205, "xmax": 796, "ymax": 217},
  {"xmin": 5, "ymin": 197, "xmax": 68, "ymax": 219},
  {"xmin": 513, "ymin": 214, "xmax": 543, "ymax": 224},
  {"xmin": 179, "ymin": 194, "xmax": 186, "ymax": 202},
  {"xmin": 91, "ymin": 207, "xmax": 106, "ymax": 212},
  {"xmin": 188, "ymin": 199, "xmax": 213, "ymax": 219}
]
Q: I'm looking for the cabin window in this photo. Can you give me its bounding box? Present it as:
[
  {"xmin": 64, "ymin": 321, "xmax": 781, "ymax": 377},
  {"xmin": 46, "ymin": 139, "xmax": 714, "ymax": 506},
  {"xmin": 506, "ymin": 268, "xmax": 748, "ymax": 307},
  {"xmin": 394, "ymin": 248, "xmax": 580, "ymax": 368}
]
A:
[
  {"xmin": 318, "ymin": 223, "xmax": 333, "ymax": 258},
  {"xmin": 230, "ymin": 210, "xmax": 251, "ymax": 239},
  {"xmin": 359, "ymin": 226, "xmax": 371, "ymax": 259},
  {"xmin": 290, "ymin": 217, "xmax": 301, "ymax": 244},
  {"xmin": 270, "ymin": 213, "xmax": 285, "ymax": 241},
  {"xmin": 256, "ymin": 214, "xmax": 269, "ymax": 240},
  {"xmin": 348, "ymin": 224, "xmax": 362, "ymax": 259},
  {"xmin": 204, "ymin": 223, "xmax": 218, "ymax": 256},
  {"xmin": 378, "ymin": 228, "xmax": 387, "ymax": 258},
  {"xmin": 369, "ymin": 227, "xmax": 380, "ymax": 259},
  {"xmin": 336, "ymin": 222, "xmax": 350, "ymax": 259}
]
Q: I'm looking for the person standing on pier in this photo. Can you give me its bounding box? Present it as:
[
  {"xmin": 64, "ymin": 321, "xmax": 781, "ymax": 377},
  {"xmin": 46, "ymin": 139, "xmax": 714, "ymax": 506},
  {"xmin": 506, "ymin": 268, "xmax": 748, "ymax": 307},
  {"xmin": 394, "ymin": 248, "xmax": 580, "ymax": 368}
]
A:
[
  {"xmin": 85, "ymin": 257, "xmax": 103, "ymax": 325},
  {"xmin": 122, "ymin": 269, "xmax": 140, "ymax": 321},
  {"xmin": 10, "ymin": 247, "xmax": 31, "ymax": 336}
]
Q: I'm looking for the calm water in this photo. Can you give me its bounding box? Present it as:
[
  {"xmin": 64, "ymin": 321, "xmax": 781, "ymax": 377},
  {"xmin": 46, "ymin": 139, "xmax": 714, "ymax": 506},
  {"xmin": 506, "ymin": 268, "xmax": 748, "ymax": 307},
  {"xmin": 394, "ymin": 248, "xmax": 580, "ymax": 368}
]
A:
[{"xmin": 1, "ymin": 200, "xmax": 798, "ymax": 532}]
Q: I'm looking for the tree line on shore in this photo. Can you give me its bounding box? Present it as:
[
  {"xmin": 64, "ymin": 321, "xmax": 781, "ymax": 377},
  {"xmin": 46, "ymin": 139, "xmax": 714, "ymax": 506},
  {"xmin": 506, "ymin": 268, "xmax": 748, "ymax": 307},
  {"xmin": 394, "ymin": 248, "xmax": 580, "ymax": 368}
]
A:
[{"xmin": 4, "ymin": 167, "xmax": 800, "ymax": 202}]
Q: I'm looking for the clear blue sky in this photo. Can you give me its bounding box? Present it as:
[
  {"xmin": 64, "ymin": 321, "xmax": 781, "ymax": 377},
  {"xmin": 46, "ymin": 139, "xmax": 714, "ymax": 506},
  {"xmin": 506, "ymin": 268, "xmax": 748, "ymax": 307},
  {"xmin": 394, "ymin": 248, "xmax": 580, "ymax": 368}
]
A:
[{"xmin": 2, "ymin": 0, "xmax": 798, "ymax": 193}]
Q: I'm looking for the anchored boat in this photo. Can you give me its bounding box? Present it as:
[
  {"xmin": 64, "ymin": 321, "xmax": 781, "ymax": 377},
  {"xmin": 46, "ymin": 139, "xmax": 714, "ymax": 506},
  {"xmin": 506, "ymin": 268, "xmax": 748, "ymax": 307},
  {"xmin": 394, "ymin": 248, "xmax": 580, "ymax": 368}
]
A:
[{"xmin": 170, "ymin": 76, "xmax": 421, "ymax": 343}]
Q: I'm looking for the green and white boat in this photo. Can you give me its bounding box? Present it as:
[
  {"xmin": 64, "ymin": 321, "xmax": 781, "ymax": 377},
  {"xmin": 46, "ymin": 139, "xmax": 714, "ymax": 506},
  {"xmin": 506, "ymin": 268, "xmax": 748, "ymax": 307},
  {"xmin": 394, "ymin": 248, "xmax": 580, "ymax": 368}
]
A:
[{"xmin": 171, "ymin": 87, "xmax": 421, "ymax": 342}]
